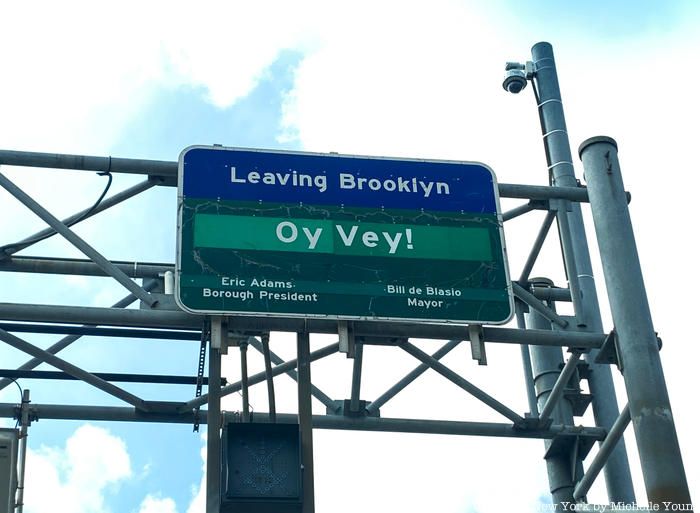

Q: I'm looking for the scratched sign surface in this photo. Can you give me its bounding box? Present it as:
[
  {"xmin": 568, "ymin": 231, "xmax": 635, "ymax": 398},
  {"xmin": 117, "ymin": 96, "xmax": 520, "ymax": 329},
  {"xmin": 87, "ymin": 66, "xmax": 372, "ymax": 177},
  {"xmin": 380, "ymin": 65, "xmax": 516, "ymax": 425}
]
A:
[{"xmin": 176, "ymin": 146, "xmax": 513, "ymax": 323}]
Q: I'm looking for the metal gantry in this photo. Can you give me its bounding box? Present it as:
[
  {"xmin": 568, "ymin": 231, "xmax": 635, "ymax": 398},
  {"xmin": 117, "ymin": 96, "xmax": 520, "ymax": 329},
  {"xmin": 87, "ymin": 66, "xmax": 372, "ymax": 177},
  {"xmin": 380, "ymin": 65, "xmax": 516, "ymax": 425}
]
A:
[{"xmin": 0, "ymin": 41, "xmax": 693, "ymax": 513}]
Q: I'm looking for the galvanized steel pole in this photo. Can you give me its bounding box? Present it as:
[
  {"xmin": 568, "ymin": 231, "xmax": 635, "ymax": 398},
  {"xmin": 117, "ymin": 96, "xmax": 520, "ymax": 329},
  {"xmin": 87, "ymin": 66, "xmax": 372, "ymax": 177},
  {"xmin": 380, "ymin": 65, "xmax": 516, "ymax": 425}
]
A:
[
  {"xmin": 528, "ymin": 41, "xmax": 635, "ymax": 503},
  {"xmin": 579, "ymin": 136, "xmax": 692, "ymax": 508},
  {"xmin": 525, "ymin": 279, "xmax": 580, "ymax": 506}
]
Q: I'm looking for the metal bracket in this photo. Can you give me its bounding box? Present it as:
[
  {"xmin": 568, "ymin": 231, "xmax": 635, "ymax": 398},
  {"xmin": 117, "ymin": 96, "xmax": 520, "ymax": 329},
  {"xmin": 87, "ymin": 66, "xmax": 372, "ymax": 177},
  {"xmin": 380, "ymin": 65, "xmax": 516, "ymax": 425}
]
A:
[
  {"xmin": 469, "ymin": 324, "xmax": 487, "ymax": 365},
  {"xmin": 338, "ymin": 321, "xmax": 356, "ymax": 358},
  {"xmin": 595, "ymin": 329, "xmax": 662, "ymax": 373}
]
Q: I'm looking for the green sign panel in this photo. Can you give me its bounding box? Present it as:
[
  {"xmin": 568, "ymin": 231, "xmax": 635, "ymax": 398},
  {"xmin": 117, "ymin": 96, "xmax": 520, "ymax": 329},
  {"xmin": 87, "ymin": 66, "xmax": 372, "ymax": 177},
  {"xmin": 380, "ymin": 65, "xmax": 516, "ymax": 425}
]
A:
[{"xmin": 176, "ymin": 147, "xmax": 513, "ymax": 324}]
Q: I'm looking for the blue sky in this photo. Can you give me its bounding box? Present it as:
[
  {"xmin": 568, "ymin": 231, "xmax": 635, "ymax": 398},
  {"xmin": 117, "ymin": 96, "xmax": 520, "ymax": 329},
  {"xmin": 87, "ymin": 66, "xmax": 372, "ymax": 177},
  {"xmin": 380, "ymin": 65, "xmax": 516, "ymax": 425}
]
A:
[{"xmin": 1, "ymin": 1, "xmax": 698, "ymax": 512}]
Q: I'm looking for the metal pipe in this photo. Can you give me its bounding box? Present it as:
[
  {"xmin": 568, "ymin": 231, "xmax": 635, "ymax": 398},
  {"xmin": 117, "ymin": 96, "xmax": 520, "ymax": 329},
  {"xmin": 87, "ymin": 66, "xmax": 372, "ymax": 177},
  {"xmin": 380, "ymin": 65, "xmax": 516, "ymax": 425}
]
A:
[
  {"xmin": 205, "ymin": 340, "xmax": 222, "ymax": 513},
  {"xmin": 0, "ymin": 279, "xmax": 159, "ymax": 393},
  {"xmin": 0, "ymin": 171, "xmax": 157, "ymax": 306},
  {"xmin": 512, "ymin": 282, "xmax": 569, "ymax": 328},
  {"xmin": 297, "ymin": 331, "xmax": 315, "ymax": 513},
  {"xmin": 1, "ymin": 179, "xmax": 156, "ymax": 258},
  {"xmin": 0, "ymin": 328, "xmax": 150, "ymax": 411},
  {"xmin": 531, "ymin": 286, "xmax": 571, "ymax": 302},
  {"xmin": 0, "ymin": 322, "xmax": 199, "ymax": 340},
  {"xmin": 554, "ymin": 203, "xmax": 586, "ymax": 326},
  {"xmin": 538, "ymin": 351, "xmax": 581, "ymax": 422},
  {"xmin": 529, "ymin": 41, "xmax": 634, "ymax": 502},
  {"xmin": 503, "ymin": 202, "xmax": 536, "ymax": 222},
  {"xmin": 0, "ymin": 402, "xmax": 608, "ymax": 440},
  {"xmin": 515, "ymin": 303, "xmax": 539, "ymax": 416},
  {"xmin": 518, "ymin": 210, "xmax": 557, "ymax": 283},
  {"xmin": 401, "ymin": 342, "xmax": 524, "ymax": 424},
  {"xmin": 1, "ymin": 149, "xmax": 602, "ymax": 201},
  {"xmin": 239, "ymin": 341, "xmax": 250, "ymax": 422},
  {"xmin": 0, "ymin": 302, "xmax": 608, "ymax": 347},
  {"xmin": 0, "ymin": 256, "xmax": 171, "ymax": 278},
  {"xmin": 574, "ymin": 405, "xmax": 631, "ymax": 501},
  {"xmin": 349, "ymin": 342, "xmax": 364, "ymax": 412},
  {"xmin": 0, "ymin": 149, "xmax": 177, "ymax": 179},
  {"xmin": 182, "ymin": 342, "xmax": 339, "ymax": 412},
  {"xmin": 525, "ymin": 282, "xmax": 580, "ymax": 506},
  {"xmin": 580, "ymin": 136, "xmax": 691, "ymax": 506},
  {"xmin": 260, "ymin": 334, "xmax": 276, "ymax": 422},
  {"xmin": 0, "ymin": 369, "xmax": 218, "ymax": 385},
  {"xmin": 248, "ymin": 338, "xmax": 336, "ymax": 410},
  {"xmin": 15, "ymin": 389, "xmax": 30, "ymax": 513},
  {"xmin": 366, "ymin": 339, "xmax": 461, "ymax": 415}
]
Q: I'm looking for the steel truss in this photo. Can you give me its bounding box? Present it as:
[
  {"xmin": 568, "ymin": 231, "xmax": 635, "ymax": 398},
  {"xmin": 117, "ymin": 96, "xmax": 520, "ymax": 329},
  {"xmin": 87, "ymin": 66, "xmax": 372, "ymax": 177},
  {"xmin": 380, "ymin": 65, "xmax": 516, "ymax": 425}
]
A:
[{"xmin": 0, "ymin": 43, "xmax": 692, "ymax": 513}]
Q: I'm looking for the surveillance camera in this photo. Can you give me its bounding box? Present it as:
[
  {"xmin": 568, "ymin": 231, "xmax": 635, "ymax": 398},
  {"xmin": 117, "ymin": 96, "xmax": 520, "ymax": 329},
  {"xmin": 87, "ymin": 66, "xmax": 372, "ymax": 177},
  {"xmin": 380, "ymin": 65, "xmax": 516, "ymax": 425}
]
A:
[{"xmin": 502, "ymin": 68, "xmax": 528, "ymax": 94}]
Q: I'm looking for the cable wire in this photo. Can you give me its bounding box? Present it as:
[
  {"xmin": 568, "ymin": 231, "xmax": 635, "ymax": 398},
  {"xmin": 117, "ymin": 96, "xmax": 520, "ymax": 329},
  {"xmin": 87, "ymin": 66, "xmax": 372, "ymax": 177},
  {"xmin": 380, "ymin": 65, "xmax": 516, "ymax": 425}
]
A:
[{"xmin": 0, "ymin": 171, "xmax": 113, "ymax": 256}]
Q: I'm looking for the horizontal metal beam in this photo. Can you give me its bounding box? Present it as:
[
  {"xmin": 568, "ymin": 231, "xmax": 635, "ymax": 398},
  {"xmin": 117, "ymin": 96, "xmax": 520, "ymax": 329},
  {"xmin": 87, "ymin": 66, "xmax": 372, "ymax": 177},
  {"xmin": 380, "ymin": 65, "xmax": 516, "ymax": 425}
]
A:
[
  {"xmin": 0, "ymin": 322, "xmax": 200, "ymax": 340},
  {"xmin": 0, "ymin": 369, "xmax": 220, "ymax": 385},
  {"xmin": 512, "ymin": 282, "xmax": 569, "ymax": 328},
  {"xmin": 0, "ymin": 402, "xmax": 607, "ymax": 440},
  {"xmin": 0, "ymin": 149, "xmax": 176, "ymax": 180},
  {"xmin": 0, "ymin": 302, "xmax": 607, "ymax": 348},
  {"xmin": 1, "ymin": 149, "xmax": 598, "ymax": 202},
  {"xmin": 0, "ymin": 256, "xmax": 171, "ymax": 278}
]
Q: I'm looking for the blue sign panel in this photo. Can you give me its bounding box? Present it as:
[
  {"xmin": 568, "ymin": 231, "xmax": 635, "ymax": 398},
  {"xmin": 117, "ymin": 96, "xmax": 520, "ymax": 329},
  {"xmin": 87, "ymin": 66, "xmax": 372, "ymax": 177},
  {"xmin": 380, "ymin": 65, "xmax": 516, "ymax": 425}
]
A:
[{"xmin": 181, "ymin": 147, "xmax": 498, "ymax": 213}]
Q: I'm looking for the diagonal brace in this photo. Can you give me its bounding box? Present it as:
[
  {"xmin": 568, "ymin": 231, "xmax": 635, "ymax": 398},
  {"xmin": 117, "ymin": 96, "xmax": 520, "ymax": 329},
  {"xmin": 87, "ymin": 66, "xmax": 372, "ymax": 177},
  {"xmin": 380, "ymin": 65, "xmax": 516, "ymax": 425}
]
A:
[
  {"xmin": 513, "ymin": 282, "xmax": 569, "ymax": 328},
  {"xmin": 249, "ymin": 337, "xmax": 336, "ymax": 410},
  {"xmin": 538, "ymin": 350, "xmax": 582, "ymax": 423},
  {"xmin": 366, "ymin": 339, "xmax": 461, "ymax": 415},
  {"xmin": 519, "ymin": 210, "xmax": 557, "ymax": 283},
  {"xmin": 573, "ymin": 404, "xmax": 631, "ymax": 500},
  {"xmin": 400, "ymin": 341, "xmax": 524, "ymax": 425},
  {"xmin": 180, "ymin": 341, "xmax": 339, "ymax": 412},
  {"xmin": 1, "ymin": 178, "xmax": 156, "ymax": 258},
  {"xmin": 0, "ymin": 327, "xmax": 150, "ymax": 411},
  {"xmin": 0, "ymin": 171, "xmax": 156, "ymax": 306}
]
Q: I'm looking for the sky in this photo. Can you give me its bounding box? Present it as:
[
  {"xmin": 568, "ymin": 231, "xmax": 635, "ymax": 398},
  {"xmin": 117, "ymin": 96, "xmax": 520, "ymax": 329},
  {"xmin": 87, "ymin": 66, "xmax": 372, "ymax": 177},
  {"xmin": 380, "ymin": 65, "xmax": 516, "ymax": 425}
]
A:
[{"xmin": 0, "ymin": 1, "xmax": 699, "ymax": 512}]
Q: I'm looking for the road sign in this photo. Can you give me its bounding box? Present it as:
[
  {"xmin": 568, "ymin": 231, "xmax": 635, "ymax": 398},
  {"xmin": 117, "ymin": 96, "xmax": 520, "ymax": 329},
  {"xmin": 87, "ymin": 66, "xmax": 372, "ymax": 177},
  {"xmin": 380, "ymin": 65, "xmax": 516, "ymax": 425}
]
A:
[{"xmin": 176, "ymin": 146, "xmax": 513, "ymax": 323}]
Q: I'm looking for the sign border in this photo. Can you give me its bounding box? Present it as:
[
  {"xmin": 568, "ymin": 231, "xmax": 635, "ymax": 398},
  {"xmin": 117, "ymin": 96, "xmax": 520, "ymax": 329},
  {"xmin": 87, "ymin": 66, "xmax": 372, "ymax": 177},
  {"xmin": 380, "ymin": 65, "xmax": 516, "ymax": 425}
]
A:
[{"xmin": 175, "ymin": 145, "xmax": 514, "ymax": 325}]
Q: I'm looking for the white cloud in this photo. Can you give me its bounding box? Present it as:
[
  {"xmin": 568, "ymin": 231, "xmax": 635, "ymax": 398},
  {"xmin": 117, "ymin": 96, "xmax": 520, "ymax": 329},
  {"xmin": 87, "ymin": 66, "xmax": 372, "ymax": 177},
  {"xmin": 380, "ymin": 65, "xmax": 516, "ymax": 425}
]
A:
[
  {"xmin": 138, "ymin": 494, "xmax": 179, "ymax": 513},
  {"xmin": 23, "ymin": 424, "xmax": 131, "ymax": 513}
]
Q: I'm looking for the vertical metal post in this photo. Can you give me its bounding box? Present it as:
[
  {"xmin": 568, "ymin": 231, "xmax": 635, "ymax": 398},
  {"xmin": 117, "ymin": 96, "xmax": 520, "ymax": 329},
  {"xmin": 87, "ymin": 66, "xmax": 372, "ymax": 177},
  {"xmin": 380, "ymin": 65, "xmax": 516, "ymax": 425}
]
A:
[
  {"xmin": 349, "ymin": 342, "xmax": 364, "ymax": 413},
  {"xmin": 525, "ymin": 279, "xmax": 580, "ymax": 507},
  {"xmin": 529, "ymin": 41, "xmax": 635, "ymax": 503},
  {"xmin": 579, "ymin": 136, "xmax": 692, "ymax": 507},
  {"xmin": 239, "ymin": 341, "xmax": 250, "ymax": 422},
  {"xmin": 297, "ymin": 331, "xmax": 315, "ymax": 513},
  {"xmin": 261, "ymin": 334, "xmax": 277, "ymax": 422},
  {"xmin": 15, "ymin": 389, "xmax": 30, "ymax": 513},
  {"xmin": 516, "ymin": 301, "xmax": 539, "ymax": 416},
  {"xmin": 206, "ymin": 330, "xmax": 222, "ymax": 513}
]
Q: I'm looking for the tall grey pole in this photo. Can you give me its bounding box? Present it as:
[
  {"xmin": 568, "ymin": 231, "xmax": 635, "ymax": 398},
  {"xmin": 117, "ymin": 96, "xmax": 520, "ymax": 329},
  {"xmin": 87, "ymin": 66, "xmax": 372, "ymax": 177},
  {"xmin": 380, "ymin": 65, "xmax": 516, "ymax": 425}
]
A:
[
  {"xmin": 524, "ymin": 279, "xmax": 581, "ymax": 507},
  {"xmin": 528, "ymin": 41, "xmax": 635, "ymax": 503},
  {"xmin": 579, "ymin": 136, "xmax": 692, "ymax": 508}
]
